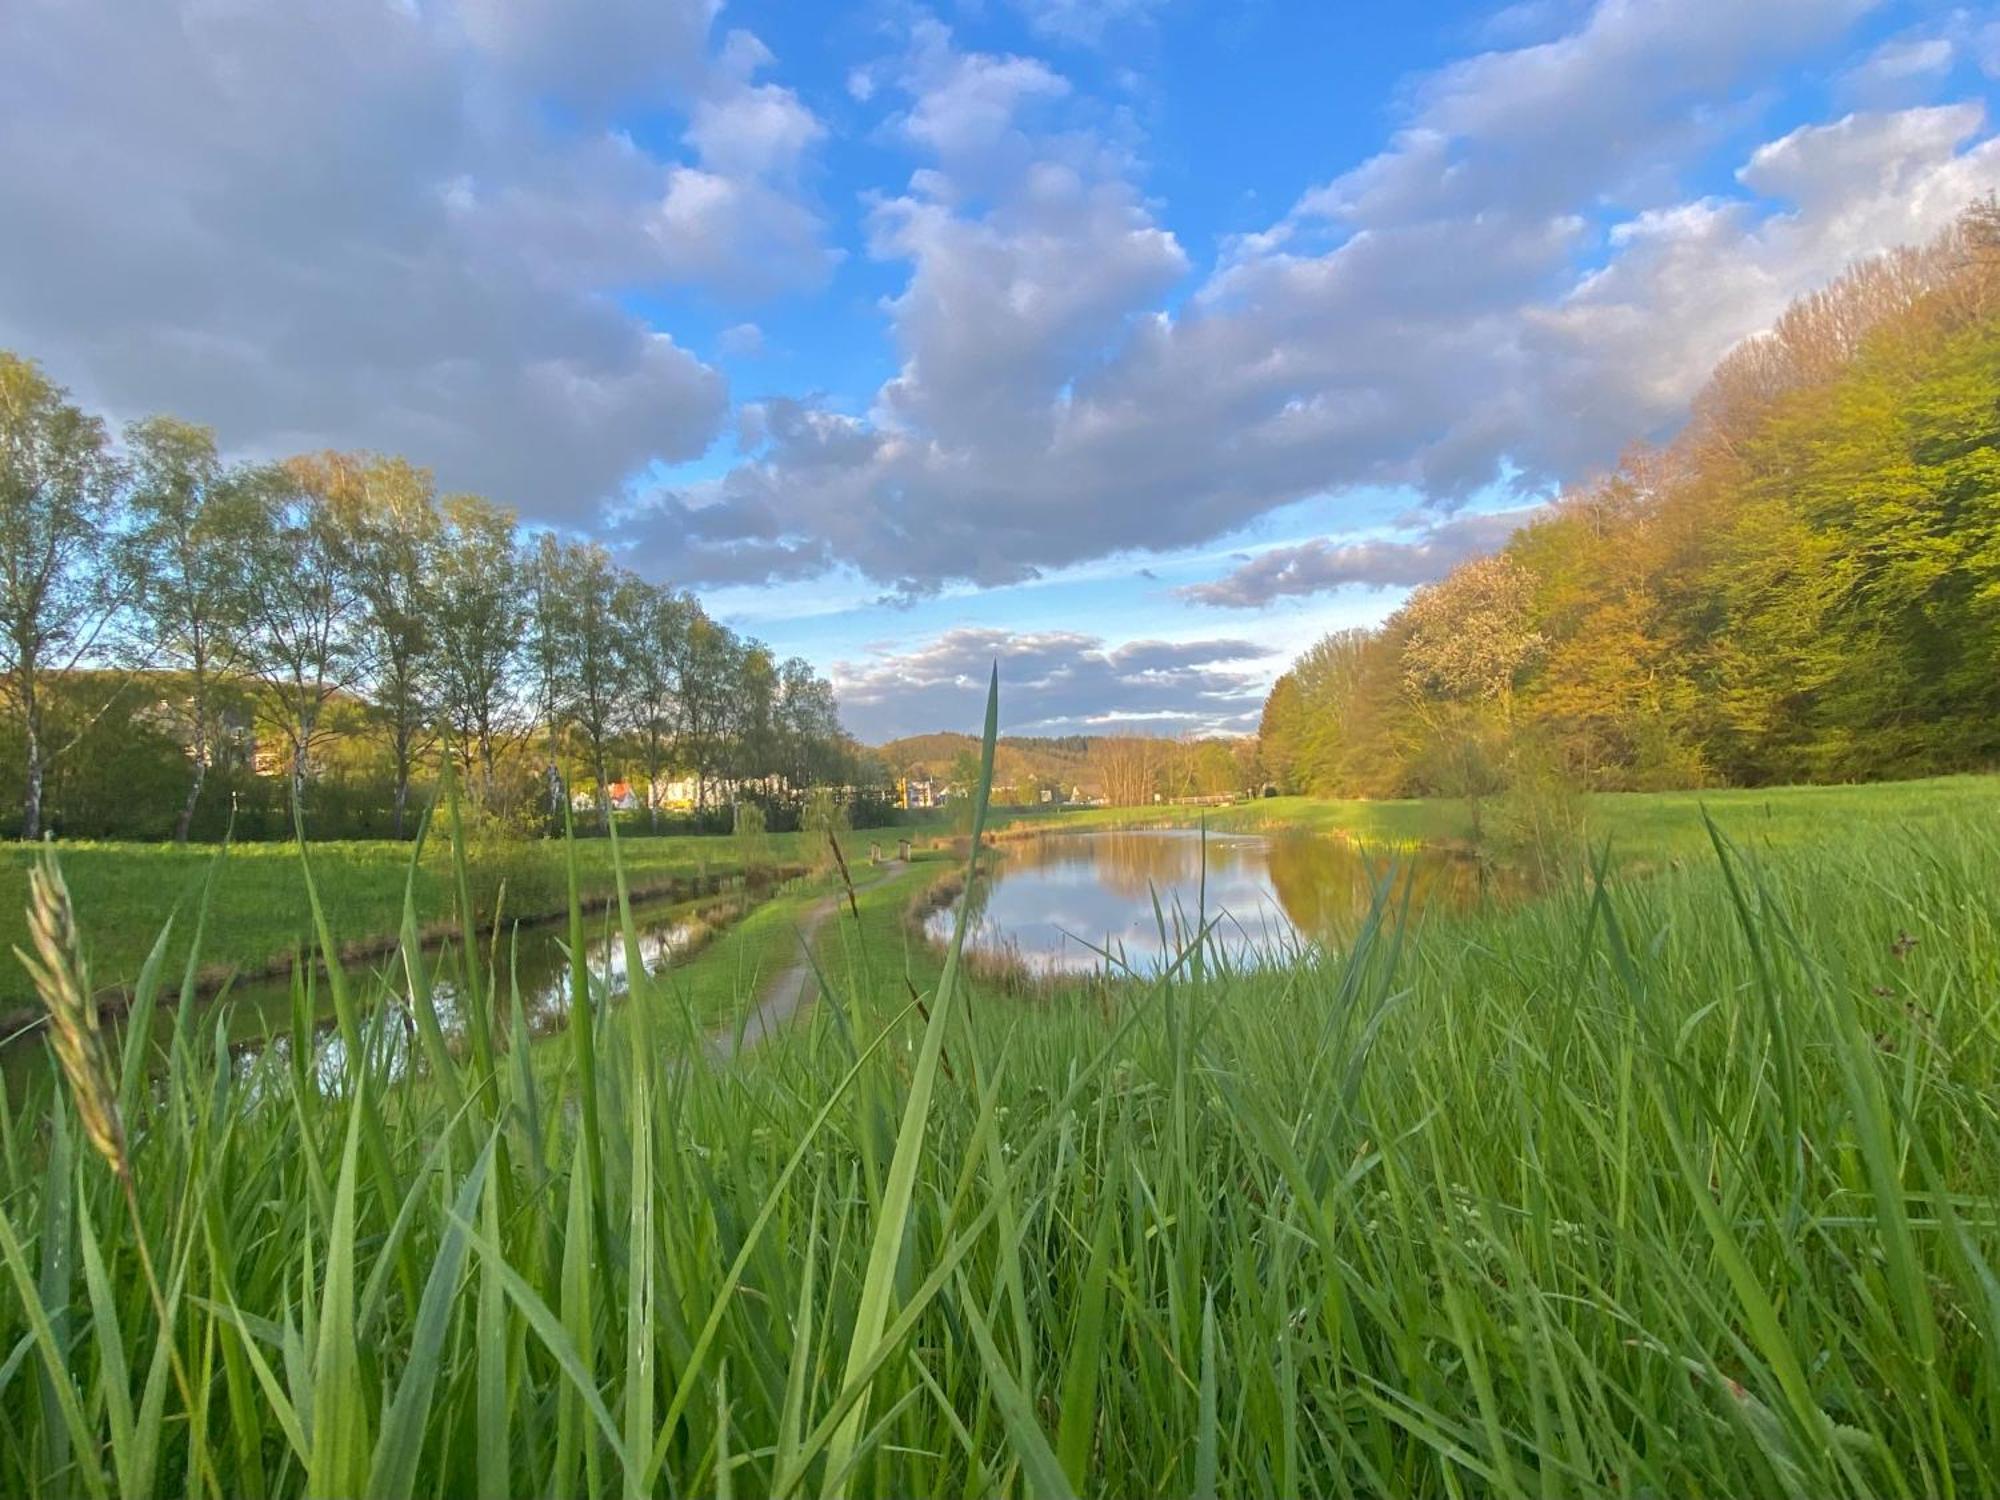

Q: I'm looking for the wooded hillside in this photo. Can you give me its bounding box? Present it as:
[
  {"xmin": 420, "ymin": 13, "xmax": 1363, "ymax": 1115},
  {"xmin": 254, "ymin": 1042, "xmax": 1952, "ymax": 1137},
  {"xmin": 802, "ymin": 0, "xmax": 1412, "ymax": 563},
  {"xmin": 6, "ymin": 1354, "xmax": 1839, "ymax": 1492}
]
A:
[{"xmin": 1261, "ymin": 199, "xmax": 2000, "ymax": 796}]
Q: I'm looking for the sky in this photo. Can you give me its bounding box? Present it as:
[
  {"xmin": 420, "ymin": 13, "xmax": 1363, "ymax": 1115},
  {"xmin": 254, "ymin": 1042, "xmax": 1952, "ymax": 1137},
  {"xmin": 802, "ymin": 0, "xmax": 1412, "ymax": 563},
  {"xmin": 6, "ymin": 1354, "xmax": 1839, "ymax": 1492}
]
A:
[{"xmin": 4, "ymin": 0, "xmax": 1999, "ymax": 743}]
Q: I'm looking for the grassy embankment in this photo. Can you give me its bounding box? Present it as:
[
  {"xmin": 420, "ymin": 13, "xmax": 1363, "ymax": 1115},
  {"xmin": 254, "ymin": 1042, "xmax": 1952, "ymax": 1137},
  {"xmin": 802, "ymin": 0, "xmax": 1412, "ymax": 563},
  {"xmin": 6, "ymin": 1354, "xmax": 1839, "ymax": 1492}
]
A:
[
  {"xmin": 4, "ymin": 735, "xmax": 1998, "ymax": 1496},
  {"xmin": 0, "ymin": 827, "xmax": 858, "ymax": 1013},
  {"xmin": 6, "ymin": 772, "xmax": 1990, "ymax": 1015},
  {"xmin": 993, "ymin": 771, "xmax": 2000, "ymax": 862}
]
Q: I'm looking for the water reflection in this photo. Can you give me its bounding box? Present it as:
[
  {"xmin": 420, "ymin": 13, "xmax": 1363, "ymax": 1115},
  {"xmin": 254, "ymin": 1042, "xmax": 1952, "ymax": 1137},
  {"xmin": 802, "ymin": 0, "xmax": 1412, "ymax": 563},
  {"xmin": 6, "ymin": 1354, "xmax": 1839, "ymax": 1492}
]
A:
[
  {"xmin": 3, "ymin": 893, "xmax": 725, "ymax": 1095},
  {"xmin": 926, "ymin": 829, "xmax": 1493, "ymax": 974}
]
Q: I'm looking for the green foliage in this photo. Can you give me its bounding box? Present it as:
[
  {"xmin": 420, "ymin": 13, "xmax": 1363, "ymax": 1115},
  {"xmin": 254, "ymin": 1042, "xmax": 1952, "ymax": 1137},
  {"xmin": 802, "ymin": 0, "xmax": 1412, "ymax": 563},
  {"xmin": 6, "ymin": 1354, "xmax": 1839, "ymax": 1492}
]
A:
[
  {"xmin": 0, "ymin": 353, "xmax": 867, "ymax": 845},
  {"xmin": 1261, "ymin": 201, "xmax": 2000, "ymax": 797},
  {"xmin": 732, "ymin": 800, "xmax": 771, "ymax": 874},
  {"xmin": 799, "ymin": 784, "xmax": 851, "ymax": 856}
]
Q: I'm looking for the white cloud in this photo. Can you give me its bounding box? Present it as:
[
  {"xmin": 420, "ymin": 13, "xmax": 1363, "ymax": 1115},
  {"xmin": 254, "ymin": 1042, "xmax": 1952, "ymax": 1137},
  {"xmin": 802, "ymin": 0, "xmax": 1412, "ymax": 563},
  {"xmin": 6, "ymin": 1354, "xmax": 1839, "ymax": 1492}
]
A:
[
  {"xmin": 1181, "ymin": 508, "xmax": 1548, "ymax": 608},
  {"xmin": 632, "ymin": 1, "xmax": 1996, "ymax": 596},
  {"xmin": 1007, "ymin": 0, "xmax": 1169, "ymax": 47},
  {"xmin": 833, "ymin": 627, "xmax": 1272, "ymax": 740},
  {"xmin": 0, "ymin": 0, "xmax": 826, "ymax": 524},
  {"xmin": 455, "ymin": 0, "xmax": 718, "ymax": 110},
  {"xmin": 1851, "ymin": 33, "xmax": 1956, "ymax": 86},
  {"xmin": 719, "ymin": 323, "xmax": 766, "ymax": 358},
  {"xmin": 1522, "ymin": 104, "xmax": 2000, "ymax": 470}
]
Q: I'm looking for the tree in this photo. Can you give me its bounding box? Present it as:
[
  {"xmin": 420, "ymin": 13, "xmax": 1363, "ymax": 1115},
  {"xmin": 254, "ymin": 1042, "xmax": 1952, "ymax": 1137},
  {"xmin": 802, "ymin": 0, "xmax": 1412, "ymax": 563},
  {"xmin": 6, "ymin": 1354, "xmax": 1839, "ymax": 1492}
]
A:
[
  {"xmin": 1398, "ymin": 555, "xmax": 1545, "ymax": 710},
  {"xmin": 621, "ymin": 581, "xmax": 690, "ymax": 831},
  {"xmin": 1092, "ymin": 737, "xmax": 1160, "ymax": 807},
  {"xmin": 1285, "ymin": 628, "xmax": 1377, "ymax": 792},
  {"xmin": 329, "ymin": 454, "xmax": 441, "ymax": 838},
  {"xmin": 0, "ymin": 354, "xmax": 130, "ymax": 839},
  {"xmin": 1257, "ymin": 673, "xmax": 1304, "ymax": 794},
  {"xmin": 563, "ymin": 546, "xmax": 627, "ymax": 833},
  {"xmin": 433, "ymin": 493, "xmax": 523, "ymax": 806},
  {"xmin": 730, "ymin": 643, "xmax": 779, "ymax": 786},
  {"xmin": 776, "ymin": 655, "xmax": 842, "ymax": 787},
  {"xmin": 1193, "ymin": 738, "xmax": 1241, "ymax": 797},
  {"xmin": 673, "ymin": 606, "xmax": 740, "ymax": 809},
  {"xmin": 523, "ymin": 534, "xmax": 578, "ymax": 826},
  {"xmin": 800, "ymin": 783, "xmax": 848, "ymax": 858},
  {"xmin": 124, "ymin": 416, "xmax": 260, "ymax": 842},
  {"xmin": 242, "ymin": 458, "xmax": 365, "ymax": 818}
]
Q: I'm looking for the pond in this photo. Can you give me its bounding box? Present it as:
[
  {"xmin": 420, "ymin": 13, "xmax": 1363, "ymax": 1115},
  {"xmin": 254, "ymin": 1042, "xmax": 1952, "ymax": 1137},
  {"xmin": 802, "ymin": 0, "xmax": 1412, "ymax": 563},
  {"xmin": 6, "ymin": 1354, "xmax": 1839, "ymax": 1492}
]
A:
[
  {"xmin": 0, "ymin": 887, "xmax": 742, "ymax": 1092},
  {"xmin": 924, "ymin": 828, "xmax": 1496, "ymax": 975}
]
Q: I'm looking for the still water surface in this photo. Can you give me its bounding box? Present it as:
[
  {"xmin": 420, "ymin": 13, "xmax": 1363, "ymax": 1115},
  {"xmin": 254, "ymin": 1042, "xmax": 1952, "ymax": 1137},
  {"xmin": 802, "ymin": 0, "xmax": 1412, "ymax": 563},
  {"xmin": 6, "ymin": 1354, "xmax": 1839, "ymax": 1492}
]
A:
[
  {"xmin": 0, "ymin": 890, "xmax": 729, "ymax": 1089},
  {"xmin": 925, "ymin": 828, "xmax": 1492, "ymax": 973}
]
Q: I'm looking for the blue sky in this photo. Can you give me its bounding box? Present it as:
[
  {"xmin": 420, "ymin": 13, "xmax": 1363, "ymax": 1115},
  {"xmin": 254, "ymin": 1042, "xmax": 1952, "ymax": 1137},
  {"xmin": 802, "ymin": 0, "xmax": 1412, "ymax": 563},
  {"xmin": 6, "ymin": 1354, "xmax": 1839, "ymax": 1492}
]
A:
[{"xmin": 4, "ymin": 0, "xmax": 1998, "ymax": 740}]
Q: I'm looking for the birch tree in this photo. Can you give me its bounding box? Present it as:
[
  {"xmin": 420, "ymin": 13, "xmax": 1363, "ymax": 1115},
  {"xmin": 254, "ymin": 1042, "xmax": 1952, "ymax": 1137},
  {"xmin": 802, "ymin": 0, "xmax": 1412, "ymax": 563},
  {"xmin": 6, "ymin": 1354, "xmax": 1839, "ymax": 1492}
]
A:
[
  {"xmin": 0, "ymin": 355, "xmax": 129, "ymax": 839},
  {"xmin": 622, "ymin": 582, "xmax": 690, "ymax": 831},
  {"xmin": 242, "ymin": 457, "xmax": 365, "ymax": 818},
  {"xmin": 125, "ymin": 417, "xmax": 259, "ymax": 842},
  {"xmin": 331, "ymin": 455, "xmax": 440, "ymax": 838},
  {"xmin": 434, "ymin": 493, "xmax": 522, "ymax": 806}
]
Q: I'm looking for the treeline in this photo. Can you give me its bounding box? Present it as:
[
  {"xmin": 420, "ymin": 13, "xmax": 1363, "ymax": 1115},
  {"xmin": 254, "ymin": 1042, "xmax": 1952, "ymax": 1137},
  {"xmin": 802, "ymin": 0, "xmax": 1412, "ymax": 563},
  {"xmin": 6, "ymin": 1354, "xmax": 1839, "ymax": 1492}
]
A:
[
  {"xmin": 0, "ymin": 355, "xmax": 868, "ymax": 842},
  {"xmin": 882, "ymin": 731, "xmax": 1258, "ymax": 806},
  {"xmin": 1261, "ymin": 199, "xmax": 2000, "ymax": 801}
]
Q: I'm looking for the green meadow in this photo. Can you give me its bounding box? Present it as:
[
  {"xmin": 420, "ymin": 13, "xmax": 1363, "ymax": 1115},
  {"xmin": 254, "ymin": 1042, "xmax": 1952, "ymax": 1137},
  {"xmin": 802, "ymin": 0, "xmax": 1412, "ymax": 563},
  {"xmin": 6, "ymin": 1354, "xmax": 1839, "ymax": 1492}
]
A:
[
  {"xmin": 0, "ymin": 827, "xmax": 854, "ymax": 1017},
  {"xmin": 2, "ymin": 756, "xmax": 1998, "ymax": 1496}
]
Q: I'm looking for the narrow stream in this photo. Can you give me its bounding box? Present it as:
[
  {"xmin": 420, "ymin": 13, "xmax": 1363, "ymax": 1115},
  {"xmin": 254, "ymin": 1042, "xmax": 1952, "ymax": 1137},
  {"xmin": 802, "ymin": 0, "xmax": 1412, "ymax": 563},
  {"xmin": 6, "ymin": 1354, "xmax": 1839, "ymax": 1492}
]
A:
[{"xmin": 1, "ymin": 885, "xmax": 754, "ymax": 1091}]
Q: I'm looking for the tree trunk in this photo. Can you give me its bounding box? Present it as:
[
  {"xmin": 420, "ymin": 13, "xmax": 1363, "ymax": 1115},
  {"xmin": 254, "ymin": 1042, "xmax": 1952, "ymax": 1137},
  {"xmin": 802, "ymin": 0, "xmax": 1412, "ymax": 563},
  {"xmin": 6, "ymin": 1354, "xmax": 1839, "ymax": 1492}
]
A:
[
  {"xmin": 595, "ymin": 752, "xmax": 612, "ymax": 835},
  {"xmin": 477, "ymin": 730, "xmax": 496, "ymax": 811},
  {"xmin": 392, "ymin": 730, "xmax": 411, "ymax": 840},
  {"xmin": 174, "ymin": 739, "xmax": 208, "ymax": 845},
  {"xmin": 647, "ymin": 736, "xmax": 662, "ymax": 833},
  {"xmin": 21, "ymin": 710, "xmax": 42, "ymax": 841}
]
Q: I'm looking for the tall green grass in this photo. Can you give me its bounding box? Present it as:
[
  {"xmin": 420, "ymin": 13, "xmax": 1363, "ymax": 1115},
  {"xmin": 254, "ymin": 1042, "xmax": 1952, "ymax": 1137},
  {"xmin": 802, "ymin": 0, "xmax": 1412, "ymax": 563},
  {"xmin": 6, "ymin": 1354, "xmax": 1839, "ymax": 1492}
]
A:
[{"xmin": 2, "ymin": 685, "xmax": 1998, "ymax": 1496}]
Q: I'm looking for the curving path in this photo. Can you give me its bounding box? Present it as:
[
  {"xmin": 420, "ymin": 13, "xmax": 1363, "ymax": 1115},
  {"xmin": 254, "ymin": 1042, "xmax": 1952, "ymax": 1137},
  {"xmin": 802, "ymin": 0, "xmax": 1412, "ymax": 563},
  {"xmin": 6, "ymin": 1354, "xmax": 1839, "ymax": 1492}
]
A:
[{"xmin": 698, "ymin": 860, "xmax": 903, "ymax": 1065}]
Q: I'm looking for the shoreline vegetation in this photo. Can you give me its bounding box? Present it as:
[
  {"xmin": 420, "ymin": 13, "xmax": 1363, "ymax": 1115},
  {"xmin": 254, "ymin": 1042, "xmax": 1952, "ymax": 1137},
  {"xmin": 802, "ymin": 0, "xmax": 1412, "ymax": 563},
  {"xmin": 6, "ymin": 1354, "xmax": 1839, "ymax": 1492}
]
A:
[
  {"xmin": 4, "ymin": 688, "xmax": 1999, "ymax": 1495},
  {"xmin": 1, "ymin": 770, "xmax": 1993, "ymax": 1037}
]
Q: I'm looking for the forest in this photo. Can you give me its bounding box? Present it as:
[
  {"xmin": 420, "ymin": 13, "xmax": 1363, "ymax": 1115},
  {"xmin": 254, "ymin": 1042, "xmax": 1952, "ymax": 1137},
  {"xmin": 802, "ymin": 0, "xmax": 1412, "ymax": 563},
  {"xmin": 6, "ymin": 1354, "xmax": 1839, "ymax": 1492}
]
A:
[
  {"xmin": 0, "ymin": 362, "xmax": 870, "ymax": 842},
  {"xmin": 1259, "ymin": 199, "xmax": 2000, "ymax": 803}
]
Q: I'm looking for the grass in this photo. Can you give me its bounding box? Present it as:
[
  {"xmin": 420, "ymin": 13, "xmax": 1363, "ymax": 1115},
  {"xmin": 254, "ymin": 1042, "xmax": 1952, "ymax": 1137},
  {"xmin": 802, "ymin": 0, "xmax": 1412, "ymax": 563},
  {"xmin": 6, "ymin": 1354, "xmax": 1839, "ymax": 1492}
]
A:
[
  {"xmin": 994, "ymin": 771, "xmax": 2000, "ymax": 864},
  {"xmin": 2, "ymin": 732, "xmax": 1999, "ymax": 1495},
  {"xmin": 0, "ymin": 829, "xmax": 847, "ymax": 1013}
]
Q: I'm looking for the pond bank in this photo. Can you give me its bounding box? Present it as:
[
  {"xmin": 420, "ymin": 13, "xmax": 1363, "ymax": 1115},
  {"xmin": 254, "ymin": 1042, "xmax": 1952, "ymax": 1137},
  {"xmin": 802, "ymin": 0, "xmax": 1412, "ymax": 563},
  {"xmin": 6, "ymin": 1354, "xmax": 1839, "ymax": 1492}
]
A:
[{"xmin": 0, "ymin": 861, "xmax": 808, "ymax": 1064}]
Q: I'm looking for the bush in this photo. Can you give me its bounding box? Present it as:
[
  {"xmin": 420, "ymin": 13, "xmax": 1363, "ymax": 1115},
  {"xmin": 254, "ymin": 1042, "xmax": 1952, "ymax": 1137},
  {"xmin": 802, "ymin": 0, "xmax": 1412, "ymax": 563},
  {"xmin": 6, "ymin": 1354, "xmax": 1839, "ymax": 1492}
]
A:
[{"xmin": 1491, "ymin": 739, "xmax": 1591, "ymax": 881}]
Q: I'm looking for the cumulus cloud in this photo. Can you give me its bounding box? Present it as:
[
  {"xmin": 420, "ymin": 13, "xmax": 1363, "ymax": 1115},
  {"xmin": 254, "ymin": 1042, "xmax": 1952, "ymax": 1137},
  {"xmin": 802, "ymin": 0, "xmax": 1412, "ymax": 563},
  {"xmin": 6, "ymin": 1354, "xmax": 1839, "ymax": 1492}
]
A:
[
  {"xmin": 630, "ymin": 0, "xmax": 1999, "ymax": 594},
  {"xmin": 1182, "ymin": 508, "xmax": 1548, "ymax": 608},
  {"xmin": 832, "ymin": 628, "xmax": 1272, "ymax": 741},
  {"xmin": 455, "ymin": 0, "xmax": 717, "ymax": 109},
  {"xmin": 1522, "ymin": 103, "xmax": 2000, "ymax": 468},
  {"xmin": 0, "ymin": 0, "xmax": 827, "ymax": 525}
]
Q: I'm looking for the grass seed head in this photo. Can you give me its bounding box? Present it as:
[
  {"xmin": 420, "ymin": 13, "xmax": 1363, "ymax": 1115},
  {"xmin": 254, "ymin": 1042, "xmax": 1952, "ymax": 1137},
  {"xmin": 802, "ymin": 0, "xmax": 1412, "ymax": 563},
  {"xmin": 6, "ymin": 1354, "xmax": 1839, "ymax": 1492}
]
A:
[{"xmin": 15, "ymin": 849, "xmax": 128, "ymax": 1180}]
